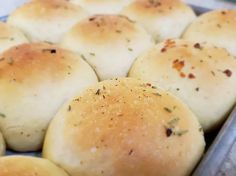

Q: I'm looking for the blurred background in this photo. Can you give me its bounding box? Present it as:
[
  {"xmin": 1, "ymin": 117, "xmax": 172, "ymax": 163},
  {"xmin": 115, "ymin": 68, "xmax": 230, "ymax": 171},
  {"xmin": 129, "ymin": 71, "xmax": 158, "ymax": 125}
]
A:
[
  {"xmin": 184, "ymin": 0, "xmax": 236, "ymax": 9},
  {"xmin": 0, "ymin": 0, "xmax": 236, "ymax": 17},
  {"xmin": 0, "ymin": 0, "xmax": 28, "ymax": 17}
]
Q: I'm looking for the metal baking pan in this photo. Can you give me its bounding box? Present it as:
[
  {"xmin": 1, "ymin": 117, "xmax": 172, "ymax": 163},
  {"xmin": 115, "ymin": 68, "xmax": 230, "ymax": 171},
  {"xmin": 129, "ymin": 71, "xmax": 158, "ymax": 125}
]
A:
[
  {"xmin": 189, "ymin": 5, "xmax": 236, "ymax": 176},
  {"xmin": 193, "ymin": 105, "xmax": 236, "ymax": 176},
  {"xmin": 1, "ymin": 4, "xmax": 236, "ymax": 176},
  {"xmin": 0, "ymin": 15, "xmax": 8, "ymax": 22}
]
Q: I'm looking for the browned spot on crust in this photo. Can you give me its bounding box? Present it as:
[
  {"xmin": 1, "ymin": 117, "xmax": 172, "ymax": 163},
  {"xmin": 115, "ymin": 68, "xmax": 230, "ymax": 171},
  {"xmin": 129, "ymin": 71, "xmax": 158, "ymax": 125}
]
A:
[
  {"xmin": 166, "ymin": 128, "xmax": 173, "ymax": 137},
  {"xmin": 223, "ymin": 69, "xmax": 232, "ymax": 77},
  {"xmin": 161, "ymin": 47, "xmax": 166, "ymax": 53},
  {"xmin": 221, "ymin": 11, "xmax": 226, "ymax": 15},
  {"xmin": 172, "ymin": 59, "xmax": 185, "ymax": 72},
  {"xmin": 194, "ymin": 43, "xmax": 202, "ymax": 49},
  {"xmin": 164, "ymin": 39, "xmax": 176, "ymax": 49},
  {"xmin": 145, "ymin": 0, "xmax": 162, "ymax": 8},
  {"xmin": 180, "ymin": 72, "xmax": 186, "ymax": 78},
  {"xmin": 188, "ymin": 73, "xmax": 196, "ymax": 79},
  {"xmin": 172, "ymin": 60, "xmax": 186, "ymax": 78}
]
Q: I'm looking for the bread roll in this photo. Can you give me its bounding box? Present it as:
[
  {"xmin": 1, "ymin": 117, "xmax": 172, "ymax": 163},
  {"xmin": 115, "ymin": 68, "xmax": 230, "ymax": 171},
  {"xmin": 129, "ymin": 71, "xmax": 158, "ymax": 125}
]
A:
[
  {"xmin": 0, "ymin": 156, "xmax": 69, "ymax": 176},
  {"xmin": 129, "ymin": 39, "xmax": 236, "ymax": 132},
  {"xmin": 0, "ymin": 132, "xmax": 5, "ymax": 156},
  {"xmin": 61, "ymin": 15, "xmax": 154, "ymax": 80},
  {"xmin": 7, "ymin": 0, "xmax": 88, "ymax": 43},
  {"xmin": 121, "ymin": 0, "xmax": 196, "ymax": 42},
  {"xmin": 43, "ymin": 78, "xmax": 205, "ymax": 176},
  {"xmin": 0, "ymin": 43, "xmax": 98, "ymax": 152},
  {"xmin": 183, "ymin": 10, "xmax": 236, "ymax": 56},
  {"xmin": 0, "ymin": 22, "xmax": 28, "ymax": 53},
  {"xmin": 68, "ymin": 0, "xmax": 133, "ymax": 14}
]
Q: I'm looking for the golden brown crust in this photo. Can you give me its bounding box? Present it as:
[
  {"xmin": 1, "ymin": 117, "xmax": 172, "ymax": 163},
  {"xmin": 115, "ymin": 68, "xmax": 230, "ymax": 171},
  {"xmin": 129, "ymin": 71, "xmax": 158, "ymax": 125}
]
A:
[
  {"xmin": 123, "ymin": 0, "xmax": 188, "ymax": 16},
  {"xmin": 129, "ymin": 39, "xmax": 236, "ymax": 131},
  {"xmin": 121, "ymin": 0, "xmax": 196, "ymax": 41},
  {"xmin": 121, "ymin": 0, "xmax": 196, "ymax": 42},
  {"xmin": 0, "ymin": 43, "xmax": 77, "ymax": 83},
  {"xmin": 183, "ymin": 10, "xmax": 236, "ymax": 56},
  {"xmin": 68, "ymin": 15, "xmax": 137, "ymax": 44},
  {"xmin": 0, "ymin": 156, "xmax": 69, "ymax": 176},
  {"xmin": 0, "ymin": 43, "xmax": 98, "ymax": 152},
  {"xmin": 43, "ymin": 78, "xmax": 205, "ymax": 176}
]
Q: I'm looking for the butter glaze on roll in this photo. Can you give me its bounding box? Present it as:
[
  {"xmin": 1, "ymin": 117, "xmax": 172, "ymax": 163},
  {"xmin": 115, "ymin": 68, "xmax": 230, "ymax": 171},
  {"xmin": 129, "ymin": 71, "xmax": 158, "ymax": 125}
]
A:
[
  {"xmin": 7, "ymin": 0, "xmax": 88, "ymax": 43},
  {"xmin": 0, "ymin": 156, "xmax": 69, "ymax": 176},
  {"xmin": 0, "ymin": 22, "xmax": 28, "ymax": 53},
  {"xmin": 121, "ymin": 0, "xmax": 196, "ymax": 42},
  {"xmin": 43, "ymin": 78, "xmax": 205, "ymax": 176},
  {"xmin": 61, "ymin": 14, "xmax": 154, "ymax": 80},
  {"xmin": 129, "ymin": 39, "xmax": 236, "ymax": 132},
  {"xmin": 0, "ymin": 43, "xmax": 98, "ymax": 152},
  {"xmin": 183, "ymin": 10, "xmax": 236, "ymax": 56}
]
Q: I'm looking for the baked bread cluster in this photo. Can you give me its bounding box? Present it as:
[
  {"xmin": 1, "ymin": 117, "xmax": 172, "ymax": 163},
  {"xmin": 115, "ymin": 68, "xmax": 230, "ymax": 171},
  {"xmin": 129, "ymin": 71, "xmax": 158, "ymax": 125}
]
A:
[{"xmin": 0, "ymin": 0, "xmax": 235, "ymax": 175}]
